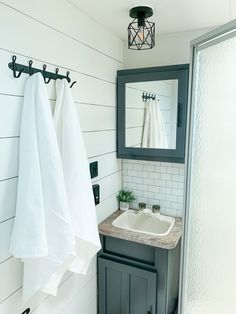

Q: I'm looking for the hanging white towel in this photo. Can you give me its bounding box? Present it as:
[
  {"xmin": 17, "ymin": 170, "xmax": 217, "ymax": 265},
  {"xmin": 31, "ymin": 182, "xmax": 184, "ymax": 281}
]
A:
[
  {"xmin": 9, "ymin": 73, "xmax": 76, "ymax": 304},
  {"xmin": 142, "ymin": 99, "xmax": 168, "ymax": 149},
  {"xmin": 54, "ymin": 79, "xmax": 101, "ymax": 275}
]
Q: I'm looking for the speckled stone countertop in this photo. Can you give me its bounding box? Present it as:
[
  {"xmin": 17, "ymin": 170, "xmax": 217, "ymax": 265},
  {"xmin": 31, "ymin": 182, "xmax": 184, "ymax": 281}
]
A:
[{"xmin": 98, "ymin": 210, "xmax": 182, "ymax": 250}]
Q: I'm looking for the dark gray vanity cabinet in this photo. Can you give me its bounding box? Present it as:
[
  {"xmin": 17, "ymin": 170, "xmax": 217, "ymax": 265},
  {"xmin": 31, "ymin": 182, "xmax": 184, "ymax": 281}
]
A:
[
  {"xmin": 98, "ymin": 258, "xmax": 157, "ymax": 314},
  {"xmin": 98, "ymin": 235, "xmax": 180, "ymax": 314}
]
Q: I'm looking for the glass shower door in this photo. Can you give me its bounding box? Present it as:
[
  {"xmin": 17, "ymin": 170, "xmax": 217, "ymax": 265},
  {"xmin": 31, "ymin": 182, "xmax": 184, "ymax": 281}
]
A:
[{"xmin": 181, "ymin": 20, "xmax": 236, "ymax": 314}]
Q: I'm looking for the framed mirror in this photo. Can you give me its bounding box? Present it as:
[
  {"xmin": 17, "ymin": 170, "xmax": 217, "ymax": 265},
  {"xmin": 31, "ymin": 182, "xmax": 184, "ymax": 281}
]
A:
[{"xmin": 117, "ymin": 64, "xmax": 189, "ymax": 163}]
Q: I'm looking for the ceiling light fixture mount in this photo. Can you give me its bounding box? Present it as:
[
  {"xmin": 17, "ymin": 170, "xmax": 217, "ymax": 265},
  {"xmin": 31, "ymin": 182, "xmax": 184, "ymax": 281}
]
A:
[{"xmin": 128, "ymin": 6, "xmax": 155, "ymax": 50}]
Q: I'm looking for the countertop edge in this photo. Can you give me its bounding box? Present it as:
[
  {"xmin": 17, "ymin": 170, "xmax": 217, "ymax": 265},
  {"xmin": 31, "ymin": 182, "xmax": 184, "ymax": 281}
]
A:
[{"xmin": 98, "ymin": 210, "xmax": 182, "ymax": 250}]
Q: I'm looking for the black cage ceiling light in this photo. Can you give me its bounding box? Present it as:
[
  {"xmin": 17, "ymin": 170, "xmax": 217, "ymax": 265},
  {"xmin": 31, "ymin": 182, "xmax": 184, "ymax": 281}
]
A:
[{"xmin": 128, "ymin": 6, "xmax": 155, "ymax": 50}]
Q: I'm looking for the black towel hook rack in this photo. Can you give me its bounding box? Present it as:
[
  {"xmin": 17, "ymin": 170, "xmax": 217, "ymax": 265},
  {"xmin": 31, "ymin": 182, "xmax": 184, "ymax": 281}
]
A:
[
  {"xmin": 8, "ymin": 55, "xmax": 77, "ymax": 88},
  {"xmin": 142, "ymin": 92, "xmax": 157, "ymax": 102}
]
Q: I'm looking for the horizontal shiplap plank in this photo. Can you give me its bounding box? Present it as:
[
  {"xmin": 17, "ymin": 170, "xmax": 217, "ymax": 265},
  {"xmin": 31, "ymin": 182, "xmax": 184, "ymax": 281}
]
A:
[
  {"xmin": 0, "ymin": 286, "xmax": 22, "ymax": 314},
  {"xmin": 126, "ymin": 127, "xmax": 143, "ymax": 147},
  {"xmin": 0, "ymin": 257, "xmax": 22, "ymax": 303},
  {"xmin": 96, "ymin": 193, "xmax": 119, "ymax": 224},
  {"xmin": 0, "ymin": 4, "xmax": 121, "ymax": 83},
  {"xmin": 0, "ymin": 0, "xmax": 123, "ymax": 62},
  {"xmin": 126, "ymin": 88, "xmax": 145, "ymax": 109},
  {"xmin": 0, "ymin": 49, "xmax": 116, "ymax": 107},
  {"xmin": 0, "ymin": 259, "xmax": 96, "ymax": 314},
  {"xmin": 89, "ymin": 152, "xmax": 121, "ymax": 182},
  {"xmin": 94, "ymin": 171, "xmax": 122, "ymax": 203},
  {"xmin": 32, "ymin": 265, "xmax": 96, "ymax": 314},
  {"xmin": 0, "ymin": 218, "xmax": 13, "ymax": 263},
  {"xmin": 83, "ymin": 130, "xmax": 116, "ymax": 158},
  {"xmin": 0, "ymin": 138, "xmax": 19, "ymax": 180},
  {"xmin": 0, "ymin": 95, "xmax": 22, "ymax": 137},
  {"xmin": 126, "ymin": 108, "xmax": 144, "ymax": 128},
  {"xmin": 0, "ymin": 177, "xmax": 17, "ymax": 222},
  {"xmin": 0, "ymin": 96, "xmax": 115, "ymax": 139},
  {"xmin": 59, "ymin": 284, "xmax": 96, "ymax": 314},
  {"xmin": 77, "ymin": 104, "xmax": 115, "ymax": 132},
  {"xmin": 74, "ymin": 75, "xmax": 115, "ymax": 107}
]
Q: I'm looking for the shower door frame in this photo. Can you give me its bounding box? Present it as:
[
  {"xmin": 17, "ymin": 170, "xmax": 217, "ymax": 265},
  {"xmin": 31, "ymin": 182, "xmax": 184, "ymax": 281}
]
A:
[{"xmin": 179, "ymin": 19, "xmax": 236, "ymax": 314}]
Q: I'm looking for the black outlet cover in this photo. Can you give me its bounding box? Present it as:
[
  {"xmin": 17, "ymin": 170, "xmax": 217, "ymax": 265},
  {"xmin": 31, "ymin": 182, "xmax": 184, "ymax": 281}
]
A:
[
  {"xmin": 90, "ymin": 161, "xmax": 98, "ymax": 179},
  {"xmin": 92, "ymin": 184, "xmax": 100, "ymax": 205}
]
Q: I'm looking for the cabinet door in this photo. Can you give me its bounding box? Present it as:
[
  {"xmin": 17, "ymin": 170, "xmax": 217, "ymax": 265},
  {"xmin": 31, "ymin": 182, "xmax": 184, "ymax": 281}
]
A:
[{"xmin": 98, "ymin": 257, "xmax": 157, "ymax": 314}]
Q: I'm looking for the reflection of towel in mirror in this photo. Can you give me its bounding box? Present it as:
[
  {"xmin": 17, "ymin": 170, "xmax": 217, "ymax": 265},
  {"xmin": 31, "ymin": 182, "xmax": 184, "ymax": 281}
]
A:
[
  {"xmin": 142, "ymin": 99, "xmax": 168, "ymax": 149},
  {"xmin": 9, "ymin": 73, "xmax": 76, "ymax": 304},
  {"xmin": 54, "ymin": 79, "xmax": 101, "ymax": 275}
]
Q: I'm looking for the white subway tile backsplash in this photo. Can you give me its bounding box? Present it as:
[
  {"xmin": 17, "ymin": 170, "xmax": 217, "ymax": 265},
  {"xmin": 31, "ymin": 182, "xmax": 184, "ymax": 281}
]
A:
[
  {"xmin": 171, "ymin": 188, "xmax": 183, "ymax": 196},
  {"xmin": 143, "ymin": 165, "xmax": 155, "ymax": 172},
  {"xmin": 148, "ymin": 185, "xmax": 159, "ymax": 193},
  {"xmin": 133, "ymin": 163, "xmax": 144, "ymax": 171},
  {"xmin": 172, "ymin": 174, "xmax": 184, "ymax": 182},
  {"xmin": 149, "ymin": 172, "xmax": 160, "ymax": 179},
  {"xmin": 167, "ymin": 167, "xmax": 179, "ymax": 174},
  {"xmin": 143, "ymin": 191, "xmax": 154, "ymax": 199},
  {"xmin": 160, "ymin": 187, "xmax": 171, "ymax": 194},
  {"xmin": 127, "ymin": 170, "xmax": 138, "ymax": 176},
  {"xmin": 143, "ymin": 178, "xmax": 154, "ymax": 185},
  {"xmin": 138, "ymin": 184, "xmax": 148, "ymax": 191},
  {"xmin": 123, "ymin": 175, "xmax": 133, "ymax": 183},
  {"xmin": 154, "ymin": 180, "xmax": 166, "ymax": 187},
  {"xmin": 138, "ymin": 171, "xmax": 149, "ymax": 178},
  {"xmin": 161, "ymin": 173, "xmax": 172, "ymax": 181},
  {"xmin": 166, "ymin": 194, "xmax": 178, "ymax": 202},
  {"xmin": 122, "ymin": 160, "xmax": 185, "ymax": 217},
  {"xmin": 155, "ymin": 166, "xmax": 166, "ymax": 173},
  {"xmin": 166, "ymin": 181, "xmax": 179, "ymax": 188}
]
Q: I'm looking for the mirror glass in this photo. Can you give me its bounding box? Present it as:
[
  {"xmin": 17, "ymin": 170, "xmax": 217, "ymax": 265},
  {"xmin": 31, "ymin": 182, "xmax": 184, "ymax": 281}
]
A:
[
  {"xmin": 117, "ymin": 64, "xmax": 189, "ymax": 163},
  {"xmin": 125, "ymin": 80, "xmax": 178, "ymax": 149}
]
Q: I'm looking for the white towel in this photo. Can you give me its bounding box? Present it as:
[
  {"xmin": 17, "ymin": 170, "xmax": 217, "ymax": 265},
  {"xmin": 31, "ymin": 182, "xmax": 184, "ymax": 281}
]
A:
[
  {"xmin": 9, "ymin": 73, "xmax": 76, "ymax": 304},
  {"xmin": 142, "ymin": 99, "xmax": 168, "ymax": 149},
  {"xmin": 54, "ymin": 79, "xmax": 101, "ymax": 275}
]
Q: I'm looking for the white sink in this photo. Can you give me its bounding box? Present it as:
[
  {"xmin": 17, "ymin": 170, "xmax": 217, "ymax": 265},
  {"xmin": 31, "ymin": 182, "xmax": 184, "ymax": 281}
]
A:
[{"xmin": 112, "ymin": 210, "xmax": 175, "ymax": 237}]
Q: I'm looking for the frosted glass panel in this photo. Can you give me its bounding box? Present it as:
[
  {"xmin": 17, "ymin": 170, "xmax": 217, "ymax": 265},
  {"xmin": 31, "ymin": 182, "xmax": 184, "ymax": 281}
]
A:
[{"xmin": 182, "ymin": 34, "xmax": 236, "ymax": 313}]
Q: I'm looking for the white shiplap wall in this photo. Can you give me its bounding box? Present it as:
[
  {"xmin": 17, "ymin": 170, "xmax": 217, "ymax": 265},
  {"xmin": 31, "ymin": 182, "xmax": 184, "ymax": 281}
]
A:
[{"xmin": 0, "ymin": 1, "xmax": 122, "ymax": 313}]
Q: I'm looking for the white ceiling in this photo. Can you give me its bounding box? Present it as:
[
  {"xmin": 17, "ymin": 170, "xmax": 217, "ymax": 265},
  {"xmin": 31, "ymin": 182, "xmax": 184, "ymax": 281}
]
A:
[{"xmin": 67, "ymin": 0, "xmax": 235, "ymax": 40}]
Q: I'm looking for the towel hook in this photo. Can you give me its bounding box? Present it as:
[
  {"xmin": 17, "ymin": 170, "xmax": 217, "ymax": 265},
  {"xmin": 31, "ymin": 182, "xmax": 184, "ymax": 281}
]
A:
[
  {"xmin": 70, "ymin": 81, "xmax": 77, "ymax": 88},
  {"xmin": 66, "ymin": 70, "xmax": 76, "ymax": 88},
  {"xmin": 12, "ymin": 55, "xmax": 23, "ymax": 78},
  {"xmin": 21, "ymin": 308, "xmax": 30, "ymax": 314},
  {"xmin": 28, "ymin": 60, "xmax": 33, "ymax": 76},
  {"xmin": 42, "ymin": 64, "xmax": 51, "ymax": 84},
  {"xmin": 55, "ymin": 68, "xmax": 59, "ymax": 76},
  {"xmin": 66, "ymin": 71, "xmax": 70, "ymax": 83}
]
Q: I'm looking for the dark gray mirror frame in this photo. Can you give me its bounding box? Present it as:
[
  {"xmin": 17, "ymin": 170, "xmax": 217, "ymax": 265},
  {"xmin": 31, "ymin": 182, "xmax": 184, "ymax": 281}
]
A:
[{"xmin": 117, "ymin": 64, "xmax": 189, "ymax": 163}]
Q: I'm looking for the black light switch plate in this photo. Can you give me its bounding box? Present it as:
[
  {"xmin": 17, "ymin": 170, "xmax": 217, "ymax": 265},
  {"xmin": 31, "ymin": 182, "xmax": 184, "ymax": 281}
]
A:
[
  {"xmin": 92, "ymin": 184, "xmax": 100, "ymax": 205},
  {"xmin": 90, "ymin": 161, "xmax": 98, "ymax": 179}
]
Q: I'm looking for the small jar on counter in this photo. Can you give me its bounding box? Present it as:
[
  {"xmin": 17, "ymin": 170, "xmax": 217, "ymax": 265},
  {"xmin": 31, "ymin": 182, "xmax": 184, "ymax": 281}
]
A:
[
  {"xmin": 152, "ymin": 204, "xmax": 160, "ymax": 214},
  {"xmin": 138, "ymin": 202, "xmax": 146, "ymax": 210}
]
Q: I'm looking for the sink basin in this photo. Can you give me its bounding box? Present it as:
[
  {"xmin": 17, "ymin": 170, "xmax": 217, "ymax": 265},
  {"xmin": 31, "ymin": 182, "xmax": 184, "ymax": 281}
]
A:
[{"xmin": 112, "ymin": 210, "xmax": 175, "ymax": 237}]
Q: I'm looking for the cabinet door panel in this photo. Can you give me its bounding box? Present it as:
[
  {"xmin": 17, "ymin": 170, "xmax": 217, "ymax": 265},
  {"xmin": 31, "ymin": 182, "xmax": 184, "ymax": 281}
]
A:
[
  {"xmin": 98, "ymin": 257, "xmax": 157, "ymax": 314},
  {"xmin": 98, "ymin": 258, "xmax": 128, "ymax": 314}
]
